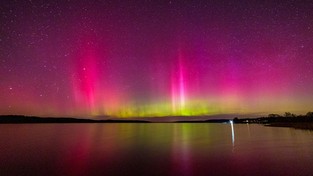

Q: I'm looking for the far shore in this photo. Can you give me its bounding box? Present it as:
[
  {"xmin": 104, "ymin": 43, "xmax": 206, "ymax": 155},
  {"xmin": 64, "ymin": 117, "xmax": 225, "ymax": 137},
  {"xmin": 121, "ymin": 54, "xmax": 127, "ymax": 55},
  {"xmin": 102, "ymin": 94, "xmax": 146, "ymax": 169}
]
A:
[
  {"xmin": 232, "ymin": 112, "xmax": 313, "ymax": 131},
  {"xmin": 1, "ymin": 113, "xmax": 313, "ymax": 131}
]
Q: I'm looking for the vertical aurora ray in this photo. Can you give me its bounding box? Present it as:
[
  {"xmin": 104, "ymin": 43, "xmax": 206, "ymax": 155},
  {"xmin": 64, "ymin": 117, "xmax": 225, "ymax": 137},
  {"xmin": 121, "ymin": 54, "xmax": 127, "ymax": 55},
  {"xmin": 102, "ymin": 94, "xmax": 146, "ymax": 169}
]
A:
[
  {"xmin": 70, "ymin": 37, "xmax": 127, "ymax": 117},
  {"xmin": 71, "ymin": 39, "xmax": 99, "ymax": 115},
  {"xmin": 178, "ymin": 56, "xmax": 186, "ymax": 109},
  {"xmin": 171, "ymin": 50, "xmax": 188, "ymax": 115}
]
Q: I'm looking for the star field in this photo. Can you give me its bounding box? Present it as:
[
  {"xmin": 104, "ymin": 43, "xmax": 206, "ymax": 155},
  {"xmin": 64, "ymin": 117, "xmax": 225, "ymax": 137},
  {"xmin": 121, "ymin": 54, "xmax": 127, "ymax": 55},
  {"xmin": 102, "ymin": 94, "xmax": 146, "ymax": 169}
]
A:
[{"xmin": 1, "ymin": 0, "xmax": 313, "ymax": 117}]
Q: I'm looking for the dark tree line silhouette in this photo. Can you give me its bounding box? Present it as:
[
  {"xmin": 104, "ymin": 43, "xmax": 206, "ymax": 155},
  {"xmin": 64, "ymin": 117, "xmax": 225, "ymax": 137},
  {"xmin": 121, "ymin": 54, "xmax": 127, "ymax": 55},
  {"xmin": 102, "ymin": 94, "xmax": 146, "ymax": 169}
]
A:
[
  {"xmin": 268, "ymin": 112, "xmax": 313, "ymax": 118},
  {"xmin": 233, "ymin": 111, "xmax": 313, "ymax": 124}
]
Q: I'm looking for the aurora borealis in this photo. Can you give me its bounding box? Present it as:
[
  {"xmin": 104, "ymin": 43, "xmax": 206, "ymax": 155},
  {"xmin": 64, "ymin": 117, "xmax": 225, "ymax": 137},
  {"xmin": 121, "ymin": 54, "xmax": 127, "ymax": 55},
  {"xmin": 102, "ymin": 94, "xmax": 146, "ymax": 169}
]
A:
[{"xmin": 1, "ymin": 0, "xmax": 313, "ymax": 118}]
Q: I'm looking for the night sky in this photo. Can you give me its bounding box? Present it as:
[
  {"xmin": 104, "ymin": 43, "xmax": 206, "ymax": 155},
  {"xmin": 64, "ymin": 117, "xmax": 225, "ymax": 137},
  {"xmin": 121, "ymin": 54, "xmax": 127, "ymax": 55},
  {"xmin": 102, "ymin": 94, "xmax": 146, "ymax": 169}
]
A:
[{"xmin": 1, "ymin": 0, "xmax": 313, "ymax": 118}]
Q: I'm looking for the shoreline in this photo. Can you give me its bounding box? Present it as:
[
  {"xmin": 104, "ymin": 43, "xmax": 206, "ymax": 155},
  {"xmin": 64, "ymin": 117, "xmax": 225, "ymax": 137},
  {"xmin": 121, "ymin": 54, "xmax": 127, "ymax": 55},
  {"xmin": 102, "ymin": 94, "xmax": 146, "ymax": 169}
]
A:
[{"xmin": 2, "ymin": 115, "xmax": 313, "ymax": 132}]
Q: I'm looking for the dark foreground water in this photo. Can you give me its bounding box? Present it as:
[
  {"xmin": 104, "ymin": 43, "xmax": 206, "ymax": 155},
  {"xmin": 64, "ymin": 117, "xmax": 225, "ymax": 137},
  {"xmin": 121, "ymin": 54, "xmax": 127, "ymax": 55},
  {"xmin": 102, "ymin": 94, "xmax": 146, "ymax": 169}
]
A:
[{"xmin": 0, "ymin": 123, "xmax": 313, "ymax": 176}]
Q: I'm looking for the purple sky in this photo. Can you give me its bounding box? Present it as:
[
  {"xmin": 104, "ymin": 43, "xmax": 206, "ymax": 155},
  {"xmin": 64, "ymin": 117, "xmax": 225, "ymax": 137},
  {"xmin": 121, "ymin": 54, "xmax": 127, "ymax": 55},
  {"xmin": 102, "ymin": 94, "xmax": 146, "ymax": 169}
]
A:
[{"xmin": 1, "ymin": 0, "xmax": 313, "ymax": 118}]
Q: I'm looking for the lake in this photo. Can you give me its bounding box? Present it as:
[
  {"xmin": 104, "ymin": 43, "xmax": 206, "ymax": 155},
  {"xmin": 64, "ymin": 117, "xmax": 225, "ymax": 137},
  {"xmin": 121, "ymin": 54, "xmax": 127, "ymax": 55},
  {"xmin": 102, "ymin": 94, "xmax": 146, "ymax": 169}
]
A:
[{"xmin": 0, "ymin": 123, "xmax": 313, "ymax": 176}]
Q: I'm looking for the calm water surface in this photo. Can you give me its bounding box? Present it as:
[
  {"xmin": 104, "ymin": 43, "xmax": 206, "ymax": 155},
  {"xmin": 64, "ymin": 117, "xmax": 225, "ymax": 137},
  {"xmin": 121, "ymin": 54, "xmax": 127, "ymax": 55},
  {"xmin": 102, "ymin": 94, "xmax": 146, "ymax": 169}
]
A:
[{"xmin": 0, "ymin": 123, "xmax": 313, "ymax": 176}]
